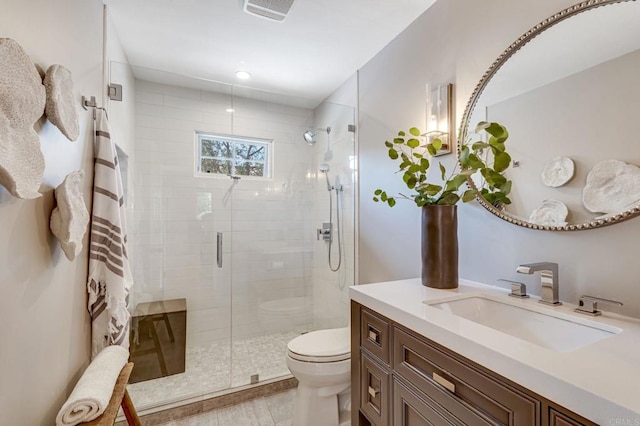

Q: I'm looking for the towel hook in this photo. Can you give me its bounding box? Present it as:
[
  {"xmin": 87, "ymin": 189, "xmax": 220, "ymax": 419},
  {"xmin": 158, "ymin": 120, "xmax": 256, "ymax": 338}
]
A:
[{"xmin": 81, "ymin": 95, "xmax": 108, "ymax": 120}]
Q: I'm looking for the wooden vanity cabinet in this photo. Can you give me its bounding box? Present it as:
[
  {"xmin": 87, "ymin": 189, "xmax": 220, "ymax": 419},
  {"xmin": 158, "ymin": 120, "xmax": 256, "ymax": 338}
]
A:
[{"xmin": 351, "ymin": 301, "xmax": 598, "ymax": 426}]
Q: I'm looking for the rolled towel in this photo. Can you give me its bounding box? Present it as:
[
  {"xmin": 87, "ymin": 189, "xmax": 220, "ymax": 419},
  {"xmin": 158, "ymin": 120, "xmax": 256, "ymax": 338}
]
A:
[{"xmin": 56, "ymin": 345, "xmax": 129, "ymax": 426}]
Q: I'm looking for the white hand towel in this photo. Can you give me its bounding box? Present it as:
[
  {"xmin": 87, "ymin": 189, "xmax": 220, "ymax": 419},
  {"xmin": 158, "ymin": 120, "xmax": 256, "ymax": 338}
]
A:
[{"xmin": 55, "ymin": 345, "xmax": 129, "ymax": 426}]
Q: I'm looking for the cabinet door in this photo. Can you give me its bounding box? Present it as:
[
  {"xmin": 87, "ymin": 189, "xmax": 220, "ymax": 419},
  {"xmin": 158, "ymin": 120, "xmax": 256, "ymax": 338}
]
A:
[
  {"xmin": 394, "ymin": 327, "xmax": 540, "ymax": 426},
  {"xmin": 361, "ymin": 353, "xmax": 390, "ymax": 425},
  {"xmin": 393, "ymin": 377, "xmax": 459, "ymax": 426}
]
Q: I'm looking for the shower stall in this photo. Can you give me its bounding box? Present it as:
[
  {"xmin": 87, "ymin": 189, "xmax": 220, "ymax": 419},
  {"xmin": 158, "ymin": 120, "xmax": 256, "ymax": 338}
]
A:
[{"xmin": 108, "ymin": 62, "xmax": 356, "ymax": 410}]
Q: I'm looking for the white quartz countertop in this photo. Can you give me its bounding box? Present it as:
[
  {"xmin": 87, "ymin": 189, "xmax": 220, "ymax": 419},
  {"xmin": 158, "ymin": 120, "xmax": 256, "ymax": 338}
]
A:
[{"xmin": 350, "ymin": 278, "xmax": 640, "ymax": 424}]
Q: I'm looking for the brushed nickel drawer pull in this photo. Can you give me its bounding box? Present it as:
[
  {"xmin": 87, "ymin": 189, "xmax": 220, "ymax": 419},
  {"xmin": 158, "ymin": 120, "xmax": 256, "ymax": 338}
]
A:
[
  {"xmin": 367, "ymin": 324, "xmax": 380, "ymax": 345},
  {"xmin": 433, "ymin": 372, "xmax": 456, "ymax": 393},
  {"xmin": 368, "ymin": 386, "xmax": 379, "ymax": 399}
]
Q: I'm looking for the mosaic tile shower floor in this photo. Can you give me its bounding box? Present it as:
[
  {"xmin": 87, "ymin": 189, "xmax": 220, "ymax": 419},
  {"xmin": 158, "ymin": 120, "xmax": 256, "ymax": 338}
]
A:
[{"xmin": 128, "ymin": 330, "xmax": 303, "ymax": 409}]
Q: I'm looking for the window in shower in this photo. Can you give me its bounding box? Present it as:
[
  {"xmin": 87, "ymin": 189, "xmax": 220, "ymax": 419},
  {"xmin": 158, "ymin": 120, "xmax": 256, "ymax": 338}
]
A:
[{"xmin": 196, "ymin": 132, "xmax": 272, "ymax": 178}]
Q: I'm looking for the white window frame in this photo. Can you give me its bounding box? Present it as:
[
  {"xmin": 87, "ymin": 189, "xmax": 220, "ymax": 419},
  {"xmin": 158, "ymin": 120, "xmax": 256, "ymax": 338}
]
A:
[{"xmin": 195, "ymin": 132, "xmax": 272, "ymax": 179}]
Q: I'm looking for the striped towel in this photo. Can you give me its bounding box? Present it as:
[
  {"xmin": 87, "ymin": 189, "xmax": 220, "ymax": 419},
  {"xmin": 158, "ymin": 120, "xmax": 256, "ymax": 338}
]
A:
[{"xmin": 87, "ymin": 110, "xmax": 133, "ymax": 358}]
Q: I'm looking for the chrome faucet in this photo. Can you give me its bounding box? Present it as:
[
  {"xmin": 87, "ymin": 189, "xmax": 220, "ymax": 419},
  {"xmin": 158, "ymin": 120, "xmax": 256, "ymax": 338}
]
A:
[{"xmin": 516, "ymin": 262, "xmax": 562, "ymax": 306}]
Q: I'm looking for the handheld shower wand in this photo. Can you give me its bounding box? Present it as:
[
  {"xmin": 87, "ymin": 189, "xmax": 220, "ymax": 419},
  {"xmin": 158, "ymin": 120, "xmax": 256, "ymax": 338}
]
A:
[
  {"xmin": 317, "ymin": 163, "xmax": 343, "ymax": 272},
  {"xmin": 319, "ymin": 163, "xmax": 332, "ymax": 191}
]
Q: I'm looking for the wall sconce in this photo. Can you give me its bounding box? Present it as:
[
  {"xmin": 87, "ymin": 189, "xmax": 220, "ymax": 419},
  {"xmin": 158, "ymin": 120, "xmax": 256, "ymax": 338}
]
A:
[{"xmin": 423, "ymin": 83, "xmax": 454, "ymax": 156}]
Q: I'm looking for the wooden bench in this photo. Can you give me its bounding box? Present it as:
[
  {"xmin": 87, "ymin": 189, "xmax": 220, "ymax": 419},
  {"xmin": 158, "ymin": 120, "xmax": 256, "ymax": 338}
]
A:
[{"xmin": 81, "ymin": 362, "xmax": 141, "ymax": 426}]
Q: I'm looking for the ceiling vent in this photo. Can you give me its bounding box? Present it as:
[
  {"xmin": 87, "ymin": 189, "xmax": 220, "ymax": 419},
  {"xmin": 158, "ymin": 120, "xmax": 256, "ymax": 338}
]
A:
[{"xmin": 242, "ymin": 0, "xmax": 295, "ymax": 22}]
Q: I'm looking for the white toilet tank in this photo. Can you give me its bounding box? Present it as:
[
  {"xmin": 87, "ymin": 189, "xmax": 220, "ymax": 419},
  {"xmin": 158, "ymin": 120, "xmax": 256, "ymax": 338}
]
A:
[{"xmin": 258, "ymin": 296, "xmax": 313, "ymax": 333}]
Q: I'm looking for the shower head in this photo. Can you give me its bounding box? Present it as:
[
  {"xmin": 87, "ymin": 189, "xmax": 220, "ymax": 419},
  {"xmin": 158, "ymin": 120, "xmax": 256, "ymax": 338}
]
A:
[
  {"xmin": 303, "ymin": 130, "xmax": 316, "ymax": 145},
  {"xmin": 319, "ymin": 163, "xmax": 330, "ymax": 172},
  {"xmin": 302, "ymin": 126, "xmax": 331, "ymax": 146}
]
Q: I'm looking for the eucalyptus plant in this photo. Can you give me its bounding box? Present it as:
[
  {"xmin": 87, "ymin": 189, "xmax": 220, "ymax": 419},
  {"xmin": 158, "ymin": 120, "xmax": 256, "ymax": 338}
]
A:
[{"xmin": 373, "ymin": 121, "xmax": 513, "ymax": 207}]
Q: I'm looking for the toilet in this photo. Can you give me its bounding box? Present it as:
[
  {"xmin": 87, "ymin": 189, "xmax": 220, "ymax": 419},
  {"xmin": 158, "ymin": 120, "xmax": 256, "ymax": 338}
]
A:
[{"xmin": 286, "ymin": 327, "xmax": 351, "ymax": 426}]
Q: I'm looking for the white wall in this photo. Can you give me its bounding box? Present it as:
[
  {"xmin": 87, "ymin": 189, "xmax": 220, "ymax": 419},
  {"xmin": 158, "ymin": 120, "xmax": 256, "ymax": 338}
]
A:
[
  {"xmin": 357, "ymin": 0, "xmax": 640, "ymax": 317},
  {"xmin": 0, "ymin": 0, "xmax": 103, "ymax": 424}
]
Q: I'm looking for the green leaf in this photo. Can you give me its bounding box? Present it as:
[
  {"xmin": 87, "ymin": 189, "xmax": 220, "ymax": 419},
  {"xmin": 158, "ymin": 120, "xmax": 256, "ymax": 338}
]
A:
[
  {"xmin": 408, "ymin": 164, "xmax": 420, "ymax": 174},
  {"xmin": 488, "ymin": 136, "xmax": 505, "ymax": 153},
  {"xmin": 481, "ymin": 168, "xmax": 507, "ymax": 188},
  {"xmin": 398, "ymin": 131, "xmax": 406, "ymax": 137},
  {"xmin": 393, "ymin": 138, "xmax": 404, "ymax": 144},
  {"xmin": 407, "ymin": 138, "xmax": 420, "ymax": 149},
  {"xmin": 427, "ymin": 144, "xmax": 437, "ymax": 156},
  {"xmin": 487, "ymin": 192, "xmax": 511, "ymax": 207},
  {"xmin": 471, "ymin": 141, "xmax": 489, "ymax": 151},
  {"xmin": 484, "ymin": 122, "xmax": 509, "ymax": 142},
  {"xmin": 432, "ymin": 138, "xmax": 443, "ymax": 151},
  {"xmin": 409, "ymin": 127, "xmax": 421, "ymax": 136},
  {"xmin": 384, "ymin": 141, "xmax": 393, "ymax": 148},
  {"xmin": 388, "ymin": 149, "xmax": 399, "ymax": 160},
  {"xmin": 444, "ymin": 174, "xmax": 468, "ymax": 192},
  {"xmin": 373, "ymin": 197, "xmax": 379, "ymax": 202},
  {"xmin": 380, "ymin": 192, "xmax": 388, "ymax": 202},
  {"xmin": 499, "ymin": 180, "xmax": 512, "ymax": 195},
  {"xmin": 483, "ymin": 192, "xmax": 497, "ymax": 205},
  {"xmin": 439, "ymin": 163, "xmax": 446, "ymax": 180},
  {"xmin": 493, "ymin": 151, "xmax": 511, "ymax": 173},
  {"xmin": 374, "ymin": 189, "xmax": 382, "ymax": 196},
  {"xmin": 388, "ymin": 198, "xmax": 396, "ymax": 207},
  {"xmin": 467, "ymin": 153, "xmax": 485, "ymax": 169},
  {"xmin": 420, "ymin": 157, "xmax": 430, "ymax": 172},
  {"xmin": 462, "ymin": 189, "xmax": 478, "ymax": 202},
  {"xmin": 413, "ymin": 153, "xmax": 423, "ymax": 158},
  {"xmin": 399, "ymin": 160, "xmax": 411, "ymax": 170},
  {"xmin": 474, "ymin": 121, "xmax": 490, "ymax": 133},
  {"xmin": 406, "ymin": 175, "xmax": 417, "ymax": 189},
  {"xmin": 419, "ymin": 184, "xmax": 442, "ymax": 197},
  {"xmin": 438, "ymin": 192, "xmax": 460, "ymax": 205},
  {"xmin": 459, "ymin": 145, "xmax": 470, "ymax": 167}
]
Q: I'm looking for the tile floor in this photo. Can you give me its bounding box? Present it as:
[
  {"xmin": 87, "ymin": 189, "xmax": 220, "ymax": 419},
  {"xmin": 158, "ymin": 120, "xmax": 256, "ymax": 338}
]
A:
[
  {"xmin": 159, "ymin": 388, "xmax": 296, "ymax": 426},
  {"xmin": 128, "ymin": 330, "xmax": 304, "ymax": 409}
]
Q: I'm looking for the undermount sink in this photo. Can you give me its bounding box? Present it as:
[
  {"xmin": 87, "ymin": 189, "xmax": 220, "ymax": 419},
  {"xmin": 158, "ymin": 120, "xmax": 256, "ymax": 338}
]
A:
[{"xmin": 427, "ymin": 295, "xmax": 622, "ymax": 352}]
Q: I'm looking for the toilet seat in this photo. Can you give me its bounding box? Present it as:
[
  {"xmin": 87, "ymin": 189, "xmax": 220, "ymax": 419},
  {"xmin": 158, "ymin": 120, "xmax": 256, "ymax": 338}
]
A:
[{"xmin": 287, "ymin": 327, "xmax": 350, "ymax": 363}]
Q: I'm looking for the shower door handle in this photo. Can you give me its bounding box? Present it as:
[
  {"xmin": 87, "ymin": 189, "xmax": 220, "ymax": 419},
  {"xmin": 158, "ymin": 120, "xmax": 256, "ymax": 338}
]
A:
[{"xmin": 217, "ymin": 232, "xmax": 223, "ymax": 268}]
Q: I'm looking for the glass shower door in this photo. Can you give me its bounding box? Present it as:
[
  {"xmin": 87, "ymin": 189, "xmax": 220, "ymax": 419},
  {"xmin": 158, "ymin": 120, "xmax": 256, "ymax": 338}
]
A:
[{"xmin": 228, "ymin": 87, "xmax": 316, "ymax": 387}]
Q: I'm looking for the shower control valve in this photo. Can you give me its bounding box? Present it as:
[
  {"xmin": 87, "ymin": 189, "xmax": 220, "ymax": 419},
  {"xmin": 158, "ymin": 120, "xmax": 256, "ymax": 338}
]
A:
[{"xmin": 317, "ymin": 222, "xmax": 332, "ymax": 241}]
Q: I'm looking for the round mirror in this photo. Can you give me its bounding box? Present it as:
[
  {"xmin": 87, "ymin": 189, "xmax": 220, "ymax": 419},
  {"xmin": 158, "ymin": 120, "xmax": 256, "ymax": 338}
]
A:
[{"xmin": 460, "ymin": 0, "xmax": 640, "ymax": 231}]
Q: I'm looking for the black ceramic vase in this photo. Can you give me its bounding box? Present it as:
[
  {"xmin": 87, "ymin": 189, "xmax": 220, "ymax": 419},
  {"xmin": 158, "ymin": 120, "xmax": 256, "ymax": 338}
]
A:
[{"xmin": 421, "ymin": 205, "xmax": 458, "ymax": 289}]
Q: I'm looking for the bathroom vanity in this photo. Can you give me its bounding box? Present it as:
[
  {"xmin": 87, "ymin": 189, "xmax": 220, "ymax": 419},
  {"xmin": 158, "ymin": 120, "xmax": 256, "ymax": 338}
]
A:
[{"xmin": 350, "ymin": 279, "xmax": 640, "ymax": 425}]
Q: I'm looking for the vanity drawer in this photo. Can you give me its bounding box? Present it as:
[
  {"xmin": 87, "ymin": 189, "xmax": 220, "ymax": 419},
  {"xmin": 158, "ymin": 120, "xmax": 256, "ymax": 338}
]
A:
[
  {"xmin": 393, "ymin": 327, "xmax": 540, "ymax": 426},
  {"xmin": 393, "ymin": 377, "xmax": 460, "ymax": 426},
  {"xmin": 360, "ymin": 352, "xmax": 390, "ymax": 425},
  {"xmin": 361, "ymin": 307, "xmax": 391, "ymax": 365},
  {"xmin": 549, "ymin": 408, "xmax": 591, "ymax": 426}
]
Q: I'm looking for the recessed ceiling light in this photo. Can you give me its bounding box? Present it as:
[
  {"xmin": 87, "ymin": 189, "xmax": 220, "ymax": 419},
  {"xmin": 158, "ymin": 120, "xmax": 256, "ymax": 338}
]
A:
[
  {"xmin": 235, "ymin": 70, "xmax": 252, "ymax": 80},
  {"xmin": 226, "ymin": 108, "xmax": 235, "ymax": 113}
]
